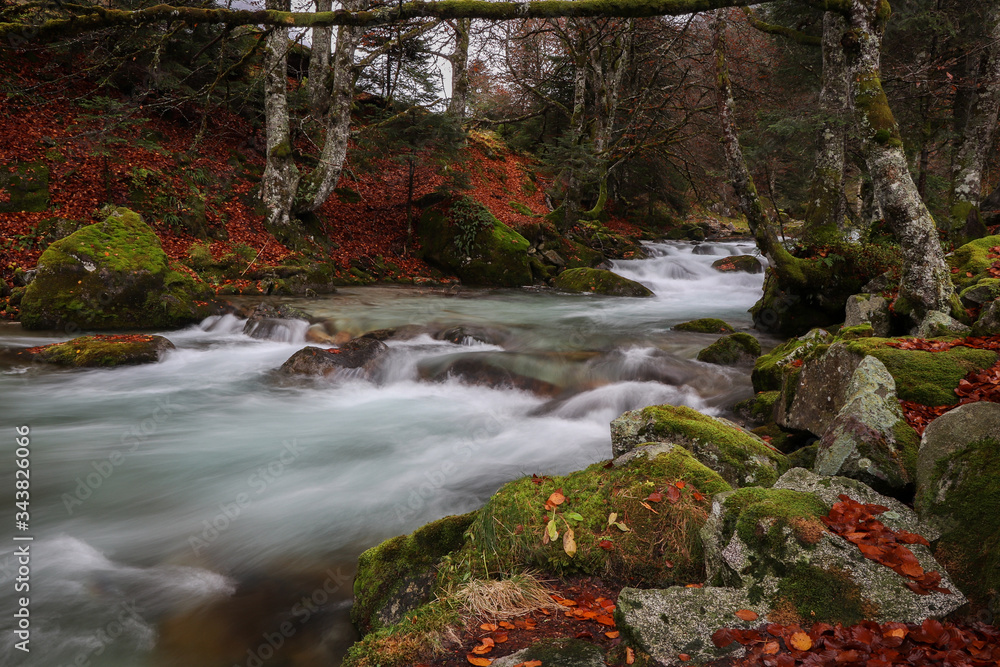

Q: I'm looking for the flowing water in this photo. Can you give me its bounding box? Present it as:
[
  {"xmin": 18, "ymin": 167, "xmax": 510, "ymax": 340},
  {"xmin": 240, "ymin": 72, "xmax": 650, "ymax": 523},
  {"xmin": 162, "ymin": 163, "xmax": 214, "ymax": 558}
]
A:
[{"xmin": 0, "ymin": 241, "xmax": 771, "ymax": 667}]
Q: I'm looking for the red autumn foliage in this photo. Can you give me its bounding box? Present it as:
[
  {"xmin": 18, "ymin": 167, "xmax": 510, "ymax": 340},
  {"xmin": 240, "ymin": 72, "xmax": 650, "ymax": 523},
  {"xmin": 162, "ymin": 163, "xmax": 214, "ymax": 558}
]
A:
[
  {"xmin": 713, "ymin": 618, "xmax": 1000, "ymax": 666},
  {"xmin": 886, "ymin": 335, "xmax": 1000, "ymax": 433},
  {"xmin": 821, "ymin": 495, "xmax": 949, "ymax": 596}
]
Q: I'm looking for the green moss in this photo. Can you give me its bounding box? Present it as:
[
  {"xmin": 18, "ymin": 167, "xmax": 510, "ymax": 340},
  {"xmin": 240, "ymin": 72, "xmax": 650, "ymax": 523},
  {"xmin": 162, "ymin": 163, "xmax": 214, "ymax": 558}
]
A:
[
  {"xmin": 752, "ymin": 336, "xmax": 813, "ymax": 392},
  {"xmin": 0, "ymin": 161, "xmax": 50, "ymax": 213},
  {"xmin": 628, "ymin": 405, "xmax": 787, "ymax": 487},
  {"xmin": 509, "ymin": 200, "xmax": 534, "ymax": 216},
  {"xmin": 920, "ymin": 438, "xmax": 1000, "ymax": 607},
  {"xmin": 342, "ymin": 598, "xmax": 461, "ymax": 667},
  {"xmin": 696, "ymin": 332, "xmax": 761, "ymax": 365},
  {"xmin": 844, "ymin": 337, "xmax": 998, "ymax": 406},
  {"xmin": 774, "ymin": 563, "xmax": 872, "ymax": 626},
  {"xmin": 28, "ymin": 334, "xmax": 171, "ymax": 367},
  {"xmin": 723, "ymin": 487, "xmax": 827, "ymax": 555},
  {"xmin": 464, "ymin": 447, "xmax": 731, "ymax": 587},
  {"xmin": 893, "ymin": 420, "xmax": 920, "ymax": 482},
  {"xmin": 839, "ymin": 324, "xmax": 875, "ymax": 340},
  {"xmin": 787, "ymin": 444, "xmax": 819, "ymax": 469},
  {"xmin": 948, "ymin": 235, "xmax": 1000, "ymax": 289},
  {"xmin": 553, "ymin": 267, "xmax": 653, "ymax": 297},
  {"xmin": 352, "ymin": 512, "xmax": 476, "ymax": 635},
  {"xmin": 959, "ymin": 278, "xmax": 1000, "ymax": 304},
  {"xmin": 736, "ymin": 391, "xmax": 780, "ymax": 424},
  {"xmin": 674, "ymin": 318, "xmax": 735, "ymax": 334}
]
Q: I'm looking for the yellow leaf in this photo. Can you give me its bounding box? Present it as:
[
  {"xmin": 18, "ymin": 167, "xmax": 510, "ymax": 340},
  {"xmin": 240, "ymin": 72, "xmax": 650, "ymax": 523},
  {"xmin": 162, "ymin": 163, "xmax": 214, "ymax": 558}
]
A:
[
  {"xmin": 546, "ymin": 519, "xmax": 559, "ymax": 542},
  {"xmin": 563, "ymin": 526, "xmax": 577, "ymax": 557},
  {"xmin": 607, "ymin": 512, "xmax": 618, "ymax": 526},
  {"xmin": 788, "ymin": 631, "xmax": 813, "ymax": 651}
]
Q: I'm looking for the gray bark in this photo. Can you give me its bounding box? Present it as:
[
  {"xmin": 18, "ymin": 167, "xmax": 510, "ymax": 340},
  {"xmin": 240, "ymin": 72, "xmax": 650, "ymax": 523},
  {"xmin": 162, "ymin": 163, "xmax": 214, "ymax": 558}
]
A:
[
  {"xmin": 846, "ymin": 0, "xmax": 954, "ymax": 322},
  {"xmin": 308, "ymin": 0, "xmax": 334, "ymax": 117},
  {"xmin": 261, "ymin": 0, "xmax": 300, "ymax": 230},
  {"xmin": 951, "ymin": 3, "xmax": 1000, "ymax": 215},
  {"xmin": 802, "ymin": 11, "xmax": 849, "ymax": 244},
  {"xmin": 447, "ymin": 18, "xmax": 471, "ymax": 117}
]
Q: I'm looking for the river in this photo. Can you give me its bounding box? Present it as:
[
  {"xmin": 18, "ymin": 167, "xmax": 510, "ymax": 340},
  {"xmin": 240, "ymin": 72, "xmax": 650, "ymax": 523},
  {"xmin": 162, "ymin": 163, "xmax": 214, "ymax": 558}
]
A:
[{"xmin": 0, "ymin": 241, "xmax": 770, "ymax": 667}]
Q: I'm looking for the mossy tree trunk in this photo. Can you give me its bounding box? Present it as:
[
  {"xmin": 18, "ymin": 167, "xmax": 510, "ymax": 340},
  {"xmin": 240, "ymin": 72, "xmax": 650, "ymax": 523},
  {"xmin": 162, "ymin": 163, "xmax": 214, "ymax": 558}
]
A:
[
  {"xmin": 297, "ymin": 0, "xmax": 368, "ymax": 214},
  {"xmin": 261, "ymin": 0, "xmax": 301, "ymax": 231},
  {"xmin": 802, "ymin": 11, "xmax": 849, "ymax": 246},
  {"xmin": 447, "ymin": 18, "xmax": 471, "ymax": 118},
  {"xmin": 845, "ymin": 0, "xmax": 954, "ymax": 323},
  {"xmin": 949, "ymin": 3, "xmax": 1000, "ymax": 237},
  {"xmin": 307, "ymin": 0, "xmax": 334, "ymax": 118}
]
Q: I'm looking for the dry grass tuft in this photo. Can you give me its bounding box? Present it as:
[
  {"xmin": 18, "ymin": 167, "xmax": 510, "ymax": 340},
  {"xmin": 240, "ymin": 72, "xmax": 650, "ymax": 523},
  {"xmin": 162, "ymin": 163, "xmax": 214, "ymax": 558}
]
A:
[{"xmin": 450, "ymin": 573, "xmax": 563, "ymax": 621}]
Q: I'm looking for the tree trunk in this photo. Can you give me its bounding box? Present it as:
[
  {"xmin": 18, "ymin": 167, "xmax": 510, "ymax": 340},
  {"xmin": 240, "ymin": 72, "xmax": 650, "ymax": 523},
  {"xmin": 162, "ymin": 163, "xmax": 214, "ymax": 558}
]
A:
[
  {"xmin": 950, "ymin": 3, "xmax": 1000, "ymax": 231},
  {"xmin": 846, "ymin": 0, "xmax": 954, "ymax": 323},
  {"xmin": 297, "ymin": 0, "xmax": 367, "ymax": 214},
  {"xmin": 260, "ymin": 0, "xmax": 300, "ymax": 231},
  {"xmin": 447, "ymin": 18, "xmax": 471, "ymax": 117},
  {"xmin": 308, "ymin": 0, "xmax": 334, "ymax": 118},
  {"xmin": 561, "ymin": 25, "xmax": 590, "ymax": 226},
  {"xmin": 802, "ymin": 11, "xmax": 849, "ymax": 245}
]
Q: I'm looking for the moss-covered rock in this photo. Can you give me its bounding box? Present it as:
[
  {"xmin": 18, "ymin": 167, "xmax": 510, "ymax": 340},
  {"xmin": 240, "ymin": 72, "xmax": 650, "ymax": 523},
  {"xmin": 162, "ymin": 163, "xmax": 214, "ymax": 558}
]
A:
[
  {"xmin": 958, "ymin": 278, "xmax": 1000, "ymax": 308},
  {"xmin": 491, "ymin": 638, "xmax": 606, "ymax": 667},
  {"xmin": 701, "ymin": 468, "xmax": 966, "ymax": 624},
  {"xmin": 674, "ymin": 318, "xmax": 734, "ymax": 334},
  {"xmin": 610, "ymin": 405, "xmax": 788, "ymax": 487},
  {"xmin": 696, "ymin": 332, "xmax": 761, "ymax": 365},
  {"xmin": 751, "ymin": 328, "xmax": 833, "ymax": 393},
  {"xmin": 973, "ymin": 299, "xmax": 1000, "ymax": 336},
  {"xmin": 844, "ymin": 293, "xmax": 891, "ymax": 337},
  {"xmin": 352, "ymin": 512, "xmax": 476, "ymax": 635},
  {"xmin": 948, "ymin": 235, "xmax": 1000, "ymax": 289},
  {"xmin": 416, "ymin": 201, "xmax": 532, "ymax": 287},
  {"xmin": 711, "ymin": 254, "xmax": 762, "ymax": 274},
  {"xmin": 21, "ymin": 334, "xmax": 174, "ymax": 367},
  {"xmin": 19, "ymin": 209, "xmax": 214, "ymax": 330},
  {"xmin": 734, "ymin": 390, "xmax": 779, "ymax": 425},
  {"xmin": 464, "ymin": 448, "xmax": 731, "ymax": 587},
  {"xmin": 553, "ymin": 267, "xmax": 653, "ymax": 297},
  {"xmin": 813, "ymin": 356, "xmax": 918, "ymax": 494}
]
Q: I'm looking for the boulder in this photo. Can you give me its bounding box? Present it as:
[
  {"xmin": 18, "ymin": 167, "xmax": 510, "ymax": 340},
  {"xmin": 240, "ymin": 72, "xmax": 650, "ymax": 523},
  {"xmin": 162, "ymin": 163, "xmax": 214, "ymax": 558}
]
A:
[
  {"xmin": 751, "ymin": 328, "xmax": 833, "ymax": 393},
  {"xmin": 914, "ymin": 402, "xmax": 1000, "ymax": 609},
  {"xmin": 417, "ymin": 351, "xmax": 562, "ymax": 396},
  {"xmin": 972, "ymin": 299, "xmax": 1000, "ymax": 336},
  {"xmin": 432, "ymin": 325, "xmax": 508, "ymax": 347},
  {"xmin": 553, "ymin": 268, "xmax": 653, "ymax": 297},
  {"xmin": 610, "ymin": 405, "xmax": 787, "ymax": 487},
  {"xmin": 21, "ymin": 334, "xmax": 175, "ymax": 367},
  {"xmin": 844, "ymin": 294, "xmax": 891, "ymax": 337},
  {"xmin": 696, "ymin": 332, "xmax": 761, "ymax": 366},
  {"xmin": 913, "ymin": 310, "xmax": 971, "ymax": 339},
  {"xmin": 776, "ymin": 343, "xmax": 864, "ymax": 435},
  {"xmin": 352, "ymin": 512, "xmax": 475, "ymax": 634},
  {"xmin": 947, "ymin": 234, "xmax": 1000, "ymax": 290},
  {"xmin": 490, "ymin": 639, "xmax": 605, "ymax": 667},
  {"xmin": 710, "ymin": 254, "xmax": 763, "ymax": 274},
  {"xmin": 813, "ymin": 356, "xmax": 919, "ymax": 494},
  {"xmin": 19, "ymin": 208, "xmax": 214, "ymax": 330},
  {"xmin": 700, "ymin": 469, "xmax": 965, "ymax": 626},
  {"xmin": 242, "ymin": 303, "xmax": 311, "ymax": 341},
  {"xmin": 616, "ymin": 586, "xmax": 768, "ymax": 666},
  {"xmin": 416, "ymin": 201, "xmax": 532, "ymax": 287},
  {"xmin": 958, "ymin": 278, "xmax": 1000, "ymax": 308},
  {"xmin": 276, "ymin": 337, "xmax": 387, "ymax": 377},
  {"xmin": 674, "ymin": 318, "xmax": 734, "ymax": 334},
  {"xmin": 465, "ymin": 447, "xmax": 732, "ymax": 587}
]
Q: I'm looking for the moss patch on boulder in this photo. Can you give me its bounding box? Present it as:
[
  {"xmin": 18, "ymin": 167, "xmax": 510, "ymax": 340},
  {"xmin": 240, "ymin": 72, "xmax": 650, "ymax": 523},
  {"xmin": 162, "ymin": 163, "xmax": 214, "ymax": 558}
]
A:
[
  {"xmin": 611, "ymin": 405, "xmax": 788, "ymax": 487},
  {"xmin": 696, "ymin": 332, "xmax": 761, "ymax": 365},
  {"xmin": 22, "ymin": 334, "xmax": 175, "ymax": 367},
  {"xmin": 553, "ymin": 268, "xmax": 653, "ymax": 297},
  {"xmin": 19, "ymin": 209, "xmax": 214, "ymax": 330},
  {"xmin": 416, "ymin": 200, "xmax": 532, "ymax": 287},
  {"xmin": 464, "ymin": 448, "xmax": 731, "ymax": 586},
  {"xmin": 948, "ymin": 235, "xmax": 1000, "ymax": 289},
  {"xmin": 674, "ymin": 318, "xmax": 735, "ymax": 334}
]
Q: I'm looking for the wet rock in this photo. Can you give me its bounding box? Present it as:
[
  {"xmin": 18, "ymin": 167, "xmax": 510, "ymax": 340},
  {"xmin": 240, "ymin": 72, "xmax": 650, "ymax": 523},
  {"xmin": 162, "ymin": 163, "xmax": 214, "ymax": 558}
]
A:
[
  {"xmin": 491, "ymin": 638, "xmax": 605, "ymax": 667},
  {"xmin": 433, "ymin": 325, "xmax": 508, "ymax": 347},
  {"xmin": 242, "ymin": 303, "xmax": 311, "ymax": 341},
  {"xmin": 616, "ymin": 586, "xmax": 767, "ymax": 665},
  {"xmin": 277, "ymin": 337, "xmax": 388, "ymax": 377},
  {"xmin": 972, "ymin": 299, "xmax": 1000, "ymax": 336},
  {"xmin": 21, "ymin": 334, "xmax": 175, "ymax": 367},
  {"xmin": 696, "ymin": 332, "xmax": 761, "ymax": 366},
  {"xmin": 611, "ymin": 404, "xmax": 787, "ymax": 487},
  {"xmin": 553, "ymin": 267, "xmax": 653, "ymax": 297},
  {"xmin": 417, "ymin": 351, "xmax": 562, "ymax": 396},
  {"xmin": 813, "ymin": 356, "xmax": 918, "ymax": 494},
  {"xmin": 711, "ymin": 254, "xmax": 762, "ymax": 274},
  {"xmin": 844, "ymin": 294, "xmax": 891, "ymax": 337}
]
